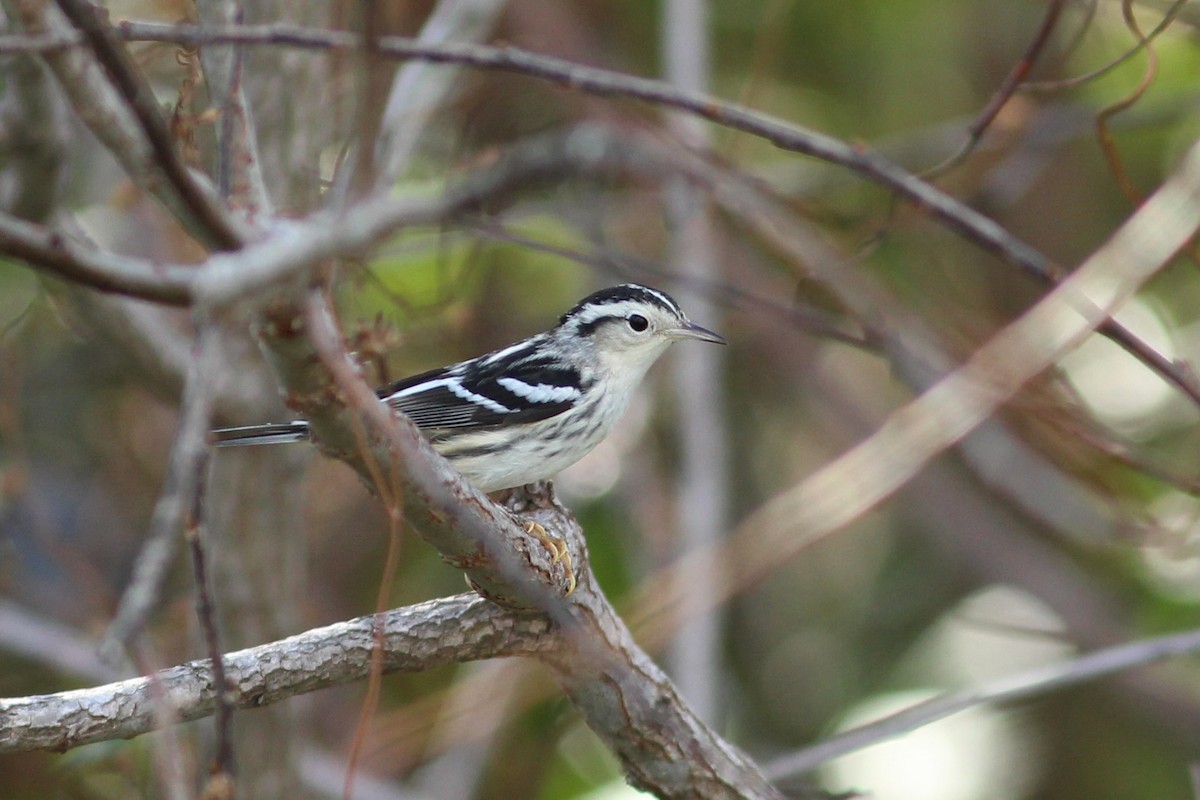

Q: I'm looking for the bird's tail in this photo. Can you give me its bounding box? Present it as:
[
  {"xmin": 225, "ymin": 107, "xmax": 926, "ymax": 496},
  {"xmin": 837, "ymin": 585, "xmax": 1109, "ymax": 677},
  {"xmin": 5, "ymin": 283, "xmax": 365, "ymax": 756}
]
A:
[{"xmin": 211, "ymin": 422, "xmax": 310, "ymax": 447}]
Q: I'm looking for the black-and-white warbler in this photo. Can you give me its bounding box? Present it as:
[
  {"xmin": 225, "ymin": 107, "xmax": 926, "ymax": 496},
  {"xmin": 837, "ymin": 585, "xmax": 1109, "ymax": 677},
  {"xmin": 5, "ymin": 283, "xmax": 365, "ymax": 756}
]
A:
[{"xmin": 213, "ymin": 284, "xmax": 726, "ymax": 494}]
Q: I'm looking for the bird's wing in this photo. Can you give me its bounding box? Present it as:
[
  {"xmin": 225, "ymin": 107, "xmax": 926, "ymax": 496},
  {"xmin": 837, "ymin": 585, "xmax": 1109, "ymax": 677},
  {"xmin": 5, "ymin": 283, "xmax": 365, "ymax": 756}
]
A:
[{"xmin": 377, "ymin": 356, "xmax": 586, "ymax": 432}]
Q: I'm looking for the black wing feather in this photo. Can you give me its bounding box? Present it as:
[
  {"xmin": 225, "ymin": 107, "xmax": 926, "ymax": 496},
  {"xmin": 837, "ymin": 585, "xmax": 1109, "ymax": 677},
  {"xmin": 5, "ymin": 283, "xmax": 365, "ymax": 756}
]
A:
[{"xmin": 377, "ymin": 353, "xmax": 587, "ymax": 433}]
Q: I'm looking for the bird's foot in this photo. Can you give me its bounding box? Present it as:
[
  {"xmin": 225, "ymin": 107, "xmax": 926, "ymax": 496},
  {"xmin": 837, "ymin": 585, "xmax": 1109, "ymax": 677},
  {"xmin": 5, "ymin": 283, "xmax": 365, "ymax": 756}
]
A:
[{"xmin": 525, "ymin": 521, "xmax": 576, "ymax": 595}]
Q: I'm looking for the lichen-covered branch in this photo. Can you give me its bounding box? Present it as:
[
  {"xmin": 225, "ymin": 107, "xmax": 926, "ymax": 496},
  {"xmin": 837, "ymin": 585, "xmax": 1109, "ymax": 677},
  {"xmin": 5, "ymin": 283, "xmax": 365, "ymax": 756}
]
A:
[{"xmin": 0, "ymin": 595, "xmax": 551, "ymax": 754}]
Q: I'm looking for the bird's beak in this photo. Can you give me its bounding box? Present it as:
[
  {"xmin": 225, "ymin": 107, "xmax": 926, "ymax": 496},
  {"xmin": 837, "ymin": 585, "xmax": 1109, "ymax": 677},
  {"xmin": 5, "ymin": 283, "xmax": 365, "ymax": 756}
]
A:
[{"xmin": 669, "ymin": 321, "xmax": 727, "ymax": 345}]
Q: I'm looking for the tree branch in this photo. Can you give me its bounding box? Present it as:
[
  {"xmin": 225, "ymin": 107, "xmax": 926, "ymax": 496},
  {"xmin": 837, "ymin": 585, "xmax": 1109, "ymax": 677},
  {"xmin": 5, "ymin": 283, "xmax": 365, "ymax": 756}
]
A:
[
  {"xmin": 241, "ymin": 273, "xmax": 785, "ymax": 797},
  {"xmin": 61, "ymin": 19, "xmax": 1200, "ymax": 405},
  {"xmin": 329, "ymin": 0, "xmax": 507, "ymax": 203},
  {"xmin": 0, "ymin": 595, "xmax": 551, "ymax": 754},
  {"xmin": 50, "ymin": 0, "xmax": 243, "ymax": 249},
  {"xmin": 633, "ymin": 130, "xmax": 1200, "ymax": 636},
  {"xmin": 767, "ymin": 624, "xmax": 1200, "ymax": 779},
  {"xmin": 50, "ymin": 21, "xmax": 1039, "ymax": 277},
  {"xmin": 0, "ymin": 20, "xmax": 1063, "ymax": 278},
  {"xmin": 193, "ymin": 0, "xmax": 272, "ymax": 220},
  {"xmin": 101, "ymin": 324, "xmax": 220, "ymax": 654},
  {"xmin": 0, "ymin": 213, "xmax": 195, "ymax": 305},
  {"xmin": 2, "ymin": 1, "xmax": 244, "ymax": 250}
]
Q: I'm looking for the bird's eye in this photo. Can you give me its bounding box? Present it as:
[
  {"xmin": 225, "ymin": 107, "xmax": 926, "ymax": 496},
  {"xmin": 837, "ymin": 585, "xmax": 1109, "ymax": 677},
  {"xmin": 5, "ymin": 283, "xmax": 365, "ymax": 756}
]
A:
[{"xmin": 627, "ymin": 314, "xmax": 649, "ymax": 332}]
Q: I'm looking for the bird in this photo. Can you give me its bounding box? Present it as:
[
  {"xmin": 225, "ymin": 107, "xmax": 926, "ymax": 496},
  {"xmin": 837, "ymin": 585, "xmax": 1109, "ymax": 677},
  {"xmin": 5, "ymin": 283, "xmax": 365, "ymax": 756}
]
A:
[
  {"xmin": 212, "ymin": 284, "xmax": 726, "ymax": 591},
  {"xmin": 213, "ymin": 283, "xmax": 725, "ymax": 487}
]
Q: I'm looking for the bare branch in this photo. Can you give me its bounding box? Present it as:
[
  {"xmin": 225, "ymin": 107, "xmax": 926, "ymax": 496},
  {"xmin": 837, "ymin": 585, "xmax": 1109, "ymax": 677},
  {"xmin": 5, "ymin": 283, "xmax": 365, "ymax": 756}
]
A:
[
  {"xmin": 84, "ymin": 21, "xmax": 1053, "ymax": 277},
  {"xmin": 0, "ymin": 595, "xmax": 552, "ymax": 754},
  {"xmin": 540, "ymin": 572, "xmax": 784, "ymax": 799},
  {"xmin": 0, "ymin": 19, "xmax": 1064, "ymax": 277},
  {"xmin": 194, "ymin": 0, "xmax": 272, "ymax": 220},
  {"xmin": 767, "ymin": 625, "xmax": 1200, "ymax": 778},
  {"xmin": 1, "ymin": 1, "xmax": 242, "ymax": 249},
  {"xmin": 243, "ymin": 270, "xmax": 785, "ymax": 797},
  {"xmin": 0, "ymin": 129, "xmax": 685, "ymax": 309},
  {"xmin": 744, "ymin": 132, "xmax": 1200, "ymax": 557},
  {"xmin": 923, "ymin": 0, "xmax": 1067, "ymax": 176},
  {"xmin": 66, "ymin": 20, "xmax": 1200, "ymax": 404},
  {"xmin": 0, "ymin": 19, "xmax": 1183, "ymax": 298},
  {"xmin": 634, "ymin": 130, "xmax": 1200, "ymax": 636},
  {"xmin": 102, "ymin": 323, "xmax": 221, "ymax": 653},
  {"xmin": 5, "ymin": 20, "xmax": 1194, "ymax": 404},
  {"xmin": 183, "ymin": 451, "xmax": 234, "ymax": 781},
  {"xmin": 330, "ymin": 0, "xmax": 508, "ymax": 202},
  {"xmin": 191, "ymin": 127, "xmax": 663, "ymax": 307},
  {"xmin": 0, "ymin": 213, "xmax": 195, "ymax": 305},
  {"xmin": 50, "ymin": 0, "xmax": 244, "ymax": 249},
  {"xmin": 0, "ymin": 1, "xmax": 248, "ymax": 250},
  {"xmin": 1024, "ymin": 0, "xmax": 1191, "ymax": 92}
]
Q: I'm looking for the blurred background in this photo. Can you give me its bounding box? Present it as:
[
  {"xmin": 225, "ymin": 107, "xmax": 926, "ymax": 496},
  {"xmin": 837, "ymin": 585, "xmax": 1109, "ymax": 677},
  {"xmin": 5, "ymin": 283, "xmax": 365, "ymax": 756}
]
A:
[{"xmin": 3, "ymin": 0, "xmax": 1200, "ymax": 798}]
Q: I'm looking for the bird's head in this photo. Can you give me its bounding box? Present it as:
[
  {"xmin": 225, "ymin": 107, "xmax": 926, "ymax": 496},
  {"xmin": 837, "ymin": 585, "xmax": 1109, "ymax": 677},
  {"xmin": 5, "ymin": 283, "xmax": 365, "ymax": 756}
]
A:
[{"xmin": 557, "ymin": 284, "xmax": 725, "ymax": 374}]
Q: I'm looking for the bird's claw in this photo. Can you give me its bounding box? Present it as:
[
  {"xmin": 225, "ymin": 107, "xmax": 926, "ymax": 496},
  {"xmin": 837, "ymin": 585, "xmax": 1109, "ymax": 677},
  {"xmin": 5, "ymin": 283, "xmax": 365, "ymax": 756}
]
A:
[{"xmin": 524, "ymin": 521, "xmax": 576, "ymax": 595}]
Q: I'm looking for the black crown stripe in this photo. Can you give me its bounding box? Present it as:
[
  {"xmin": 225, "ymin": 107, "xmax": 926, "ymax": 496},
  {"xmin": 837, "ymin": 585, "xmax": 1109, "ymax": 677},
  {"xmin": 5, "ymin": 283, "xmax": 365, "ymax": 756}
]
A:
[{"xmin": 558, "ymin": 284, "xmax": 681, "ymax": 326}]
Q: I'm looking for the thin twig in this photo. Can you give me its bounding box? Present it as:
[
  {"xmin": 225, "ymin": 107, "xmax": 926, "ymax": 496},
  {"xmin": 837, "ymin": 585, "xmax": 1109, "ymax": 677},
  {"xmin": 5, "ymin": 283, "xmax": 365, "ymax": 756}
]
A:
[
  {"xmin": 1096, "ymin": 0, "xmax": 1159, "ymax": 204},
  {"xmin": 766, "ymin": 625, "xmax": 1200, "ymax": 778},
  {"xmin": 194, "ymin": 0, "xmax": 272, "ymax": 220},
  {"xmin": 52, "ymin": 0, "xmax": 243, "ymax": 250},
  {"xmin": 336, "ymin": 300, "xmax": 410, "ymax": 799},
  {"xmin": 923, "ymin": 0, "xmax": 1066, "ymax": 178},
  {"xmin": 0, "ymin": 212, "xmax": 195, "ymax": 304},
  {"xmin": 469, "ymin": 219, "xmax": 874, "ymax": 348},
  {"xmin": 0, "ymin": 1, "xmax": 232, "ymax": 251},
  {"xmin": 1023, "ymin": 0, "xmax": 1189, "ymax": 92},
  {"xmin": 39, "ymin": 19, "xmax": 1057, "ymax": 279},
  {"xmin": 9, "ymin": 20, "xmax": 1199, "ymax": 405},
  {"xmin": 184, "ymin": 445, "xmax": 237, "ymax": 787},
  {"xmin": 630, "ymin": 130, "xmax": 1200, "ymax": 647},
  {"xmin": 102, "ymin": 323, "xmax": 222, "ymax": 655}
]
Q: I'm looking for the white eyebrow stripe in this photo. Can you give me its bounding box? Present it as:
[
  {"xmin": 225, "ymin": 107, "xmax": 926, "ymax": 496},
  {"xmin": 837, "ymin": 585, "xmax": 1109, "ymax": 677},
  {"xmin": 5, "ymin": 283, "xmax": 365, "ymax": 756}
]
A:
[
  {"xmin": 388, "ymin": 376, "xmax": 512, "ymax": 414},
  {"xmin": 497, "ymin": 377, "xmax": 581, "ymax": 404},
  {"xmin": 571, "ymin": 300, "xmax": 664, "ymax": 327}
]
